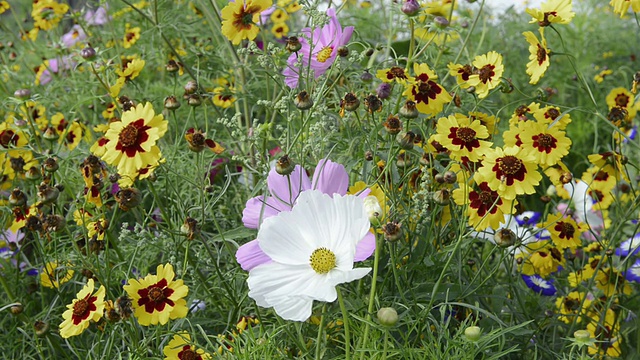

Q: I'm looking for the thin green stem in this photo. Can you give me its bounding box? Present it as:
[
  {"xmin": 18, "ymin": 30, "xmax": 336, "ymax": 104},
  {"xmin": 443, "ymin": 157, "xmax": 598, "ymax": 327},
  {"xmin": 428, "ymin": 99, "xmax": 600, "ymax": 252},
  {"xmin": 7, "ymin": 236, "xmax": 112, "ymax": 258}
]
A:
[
  {"xmin": 337, "ymin": 287, "xmax": 351, "ymax": 360},
  {"xmin": 358, "ymin": 233, "xmax": 381, "ymax": 358}
]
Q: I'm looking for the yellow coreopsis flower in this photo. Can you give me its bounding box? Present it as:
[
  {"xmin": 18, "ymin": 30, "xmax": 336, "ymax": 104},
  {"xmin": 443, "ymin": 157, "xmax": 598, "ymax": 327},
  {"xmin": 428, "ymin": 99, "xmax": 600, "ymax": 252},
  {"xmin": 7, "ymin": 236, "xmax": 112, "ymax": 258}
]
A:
[
  {"xmin": 32, "ymin": 0, "xmax": 69, "ymax": 31},
  {"xmin": 517, "ymin": 241, "xmax": 564, "ymax": 277},
  {"xmin": 40, "ymin": 261, "xmax": 74, "ymax": 289},
  {"xmin": 123, "ymin": 24, "xmax": 141, "ymax": 48},
  {"xmin": 163, "ymin": 332, "xmax": 211, "ymax": 360},
  {"xmin": 555, "ymin": 291, "xmax": 590, "ymax": 324},
  {"xmin": 221, "ymin": 0, "xmax": 271, "ymax": 45},
  {"xmin": 0, "ymin": 1, "xmax": 10, "ymax": 14},
  {"xmin": 467, "ymin": 51, "xmax": 504, "ymax": 99},
  {"xmin": 474, "ymin": 146, "xmax": 542, "ymax": 200},
  {"xmin": 519, "ymin": 121, "xmax": 571, "ymax": 166},
  {"xmin": 59, "ymin": 279, "xmax": 106, "ymax": 338},
  {"xmin": 430, "ymin": 114, "xmax": 492, "ymax": 162},
  {"xmin": 123, "ymin": 263, "xmax": 189, "ymax": 326},
  {"xmin": 452, "ymin": 181, "xmax": 517, "ymax": 231},
  {"xmin": 540, "ymin": 213, "xmax": 584, "ymax": 250},
  {"xmin": 523, "ymin": 28, "xmax": 550, "ymax": 85},
  {"xmin": 402, "ymin": 63, "xmax": 451, "ymax": 115},
  {"xmin": 526, "ymin": 0, "xmax": 575, "ymax": 26},
  {"xmin": 97, "ymin": 102, "xmax": 167, "ymax": 182},
  {"xmin": 610, "ymin": 0, "xmax": 640, "ymax": 17},
  {"xmin": 606, "ymin": 87, "xmax": 637, "ymax": 119}
]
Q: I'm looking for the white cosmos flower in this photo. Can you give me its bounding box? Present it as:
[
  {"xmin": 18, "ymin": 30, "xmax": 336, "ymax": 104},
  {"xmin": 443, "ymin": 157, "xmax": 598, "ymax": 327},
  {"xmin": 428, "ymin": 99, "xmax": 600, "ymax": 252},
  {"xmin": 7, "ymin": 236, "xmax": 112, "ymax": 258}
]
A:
[{"xmin": 247, "ymin": 190, "xmax": 372, "ymax": 321}]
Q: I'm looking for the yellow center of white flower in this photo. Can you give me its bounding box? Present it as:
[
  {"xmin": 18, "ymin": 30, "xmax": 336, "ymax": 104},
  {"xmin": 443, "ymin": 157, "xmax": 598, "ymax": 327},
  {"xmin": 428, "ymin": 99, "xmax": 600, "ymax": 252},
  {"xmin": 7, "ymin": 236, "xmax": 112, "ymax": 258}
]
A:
[
  {"xmin": 316, "ymin": 46, "xmax": 333, "ymax": 63},
  {"xmin": 309, "ymin": 247, "xmax": 336, "ymax": 274}
]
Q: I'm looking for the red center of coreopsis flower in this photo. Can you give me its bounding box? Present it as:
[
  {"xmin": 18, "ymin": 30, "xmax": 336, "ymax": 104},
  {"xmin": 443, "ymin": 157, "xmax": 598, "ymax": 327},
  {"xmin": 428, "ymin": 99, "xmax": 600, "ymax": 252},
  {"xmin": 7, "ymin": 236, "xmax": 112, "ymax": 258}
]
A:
[
  {"xmin": 56, "ymin": 119, "xmax": 67, "ymax": 133},
  {"xmin": 233, "ymin": 4, "xmax": 261, "ymax": 30},
  {"xmin": 413, "ymin": 74, "xmax": 443, "ymax": 103},
  {"xmin": 544, "ymin": 108, "xmax": 560, "ymax": 121},
  {"xmin": 137, "ymin": 278, "xmax": 175, "ymax": 314},
  {"xmin": 72, "ymin": 294, "xmax": 98, "ymax": 325},
  {"xmin": 539, "ymin": 11, "xmax": 557, "ymax": 26},
  {"xmin": 550, "ymin": 247, "xmax": 562, "ymax": 261},
  {"xmin": 116, "ymin": 119, "xmax": 150, "ymax": 157},
  {"xmin": 178, "ymin": 346, "xmax": 202, "ymax": 360},
  {"xmin": 563, "ymin": 297, "xmax": 579, "ymax": 311},
  {"xmin": 493, "ymin": 155, "xmax": 526, "ymax": 185},
  {"xmin": 532, "ymin": 133, "xmax": 557, "ymax": 154},
  {"xmin": 458, "ymin": 65, "xmax": 473, "ymax": 81},
  {"xmin": 615, "ymin": 93, "xmax": 629, "ymax": 108},
  {"xmin": 0, "ymin": 129, "xmax": 18, "ymax": 148},
  {"xmin": 469, "ymin": 182, "xmax": 502, "ymax": 217},
  {"xmin": 593, "ymin": 170, "xmax": 609, "ymax": 181},
  {"xmin": 555, "ymin": 221, "xmax": 575, "ymax": 239},
  {"xmin": 449, "ymin": 127, "xmax": 480, "ymax": 151},
  {"xmin": 589, "ymin": 189, "xmax": 605, "ymax": 204},
  {"xmin": 478, "ymin": 64, "xmax": 496, "ymax": 84},
  {"xmin": 536, "ymin": 44, "xmax": 547, "ymax": 65},
  {"xmin": 125, "ymin": 31, "xmax": 136, "ymax": 42},
  {"xmin": 387, "ymin": 67, "xmax": 408, "ymax": 81}
]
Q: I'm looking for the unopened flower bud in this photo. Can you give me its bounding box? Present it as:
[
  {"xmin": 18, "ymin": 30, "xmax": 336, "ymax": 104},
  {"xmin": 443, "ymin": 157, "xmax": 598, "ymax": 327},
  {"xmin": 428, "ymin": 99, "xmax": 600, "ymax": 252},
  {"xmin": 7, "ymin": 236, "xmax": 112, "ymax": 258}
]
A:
[
  {"xmin": 443, "ymin": 171, "xmax": 457, "ymax": 184},
  {"xmin": 164, "ymin": 95, "xmax": 181, "ymax": 110},
  {"xmin": 500, "ymin": 78, "xmax": 514, "ymax": 93},
  {"xmin": 294, "ymin": 91, "xmax": 313, "ymax": 110},
  {"xmin": 275, "ymin": 154, "xmax": 295, "ymax": 175},
  {"xmin": 573, "ymin": 330, "xmax": 592, "ymax": 346},
  {"xmin": 382, "ymin": 221, "xmax": 402, "ymax": 242},
  {"xmin": 181, "ymin": 216, "xmax": 199, "ymax": 240},
  {"xmin": 494, "ymin": 228, "xmax": 516, "ymax": 247},
  {"xmin": 166, "ymin": 59, "xmax": 179, "ymax": 73},
  {"xmin": 115, "ymin": 187, "xmax": 142, "ymax": 211},
  {"xmin": 184, "ymin": 80, "xmax": 198, "ymax": 94},
  {"xmin": 14, "ymin": 88, "xmax": 31, "ymax": 99},
  {"xmin": 560, "ymin": 172, "xmax": 573, "ymax": 184},
  {"xmin": 365, "ymin": 48, "xmax": 375, "ymax": 57},
  {"xmin": 377, "ymin": 307, "xmax": 399, "ymax": 326},
  {"xmin": 188, "ymin": 94, "xmax": 202, "ymax": 107},
  {"xmin": 10, "ymin": 303, "xmax": 23, "ymax": 315},
  {"xmin": 37, "ymin": 183, "xmax": 59, "ymax": 205},
  {"xmin": 383, "ymin": 115, "xmax": 402, "ymax": 135},
  {"xmin": 34, "ymin": 321, "xmax": 49, "ymax": 337},
  {"xmin": 285, "ymin": 36, "xmax": 302, "ymax": 53},
  {"xmin": 42, "ymin": 126, "xmax": 59, "ymax": 141},
  {"xmin": 376, "ymin": 83, "xmax": 392, "ymax": 100},
  {"xmin": 364, "ymin": 94, "xmax": 382, "ymax": 113},
  {"xmin": 399, "ymin": 100, "xmax": 419, "ymax": 119},
  {"xmin": 464, "ymin": 326, "xmax": 482, "ymax": 342},
  {"xmin": 397, "ymin": 131, "xmax": 416, "ymax": 150},
  {"xmin": 360, "ymin": 70, "xmax": 374, "ymax": 82},
  {"xmin": 9, "ymin": 188, "xmax": 27, "ymax": 207},
  {"xmin": 43, "ymin": 214, "xmax": 65, "ymax": 233},
  {"xmin": 433, "ymin": 189, "xmax": 450, "ymax": 205},
  {"xmin": 363, "ymin": 196, "xmax": 383, "ymax": 223},
  {"xmin": 25, "ymin": 166, "xmax": 41, "ymax": 181},
  {"xmin": 43, "ymin": 157, "xmax": 58, "ymax": 172},
  {"xmin": 80, "ymin": 46, "xmax": 96, "ymax": 60},
  {"xmin": 365, "ymin": 151, "xmax": 374, "ymax": 161},
  {"xmin": 401, "ymin": 0, "xmax": 421, "ymax": 15},
  {"xmin": 341, "ymin": 92, "xmax": 360, "ymax": 112},
  {"xmin": 434, "ymin": 16, "xmax": 449, "ymax": 28}
]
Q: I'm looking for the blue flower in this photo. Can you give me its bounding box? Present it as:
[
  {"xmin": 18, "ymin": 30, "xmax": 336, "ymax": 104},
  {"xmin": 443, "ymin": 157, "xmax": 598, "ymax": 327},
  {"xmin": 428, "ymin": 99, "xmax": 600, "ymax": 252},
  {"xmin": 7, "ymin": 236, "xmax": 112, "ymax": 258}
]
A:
[
  {"xmin": 625, "ymin": 259, "xmax": 640, "ymax": 283},
  {"xmin": 616, "ymin": 233, "xmax": 640, "ymax": 257},
  {"xmin": 522, "ymin": 274, "xmax": 556, "ymax": 296}
]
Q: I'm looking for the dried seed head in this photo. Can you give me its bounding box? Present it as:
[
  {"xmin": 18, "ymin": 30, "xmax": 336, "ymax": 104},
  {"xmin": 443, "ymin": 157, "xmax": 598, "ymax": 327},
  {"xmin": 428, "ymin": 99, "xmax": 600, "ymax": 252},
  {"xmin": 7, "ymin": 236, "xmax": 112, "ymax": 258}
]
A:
[
  {"xmin": 9, "ymin": 188, "xmax": 27, "ymax": 207},
  {"xmin": 184, "ymin": 80, "xmax": 198, "ymax": 94},
  {"xmin": 294, "ymin": 91, "xmax": 314, "ymax": 110},
  {"xmin": 399, "ymin": 100, "xmax": 419, "ymax": 119},
  {"xmin": 166, "ymin": 59, "xmax": 179, "ymax": 73},
  {"xmin": 275, "ymin": 154, "xmax": 295, "ymax": 175},
  {"xmin": 115, "ymin": 187, "xmax": 142, "ymax": 211},
  {"xmin": 285, "ymin": 36, "xmax": 302, "ymax": 53},
  {"xmin": 382, "ymin": 221, "xmax": 402, "ymax": 242},
  {"xmin": 383, "ymin": 115, "xmax": 402, "ymax": 135},
  {"xmin": 164, "ymin": 95, "xmax": 181, "ymax": 110}
]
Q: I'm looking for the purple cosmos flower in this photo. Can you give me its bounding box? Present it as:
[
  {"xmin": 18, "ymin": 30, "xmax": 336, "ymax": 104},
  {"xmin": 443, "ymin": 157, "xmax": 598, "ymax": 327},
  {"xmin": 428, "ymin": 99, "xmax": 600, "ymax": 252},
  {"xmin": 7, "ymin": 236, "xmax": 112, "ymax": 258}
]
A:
[
  {"xmin": 521, "ymin": 274, "xmax": 556, "ymax": 296},
  {"xmin": 616, "ymin": 233, "xmax": 640, "ymax": 257},
  {"xmin": 1, "ymin": 229, "xmax": 24, "ymax": 259},
  {"xmin": 237, "ymin": 159, "xmax": 375, "ymax": 271},
  {"xmin": 37, "ymin": 56, "xmax": 76, "ymax": 86},
  {"xmin": 625, "ymin": 259, "xmax": 640, "ymax": 282},
  {"xmin": 85, "ymin": 5, "xmax": 111, "ymax": 26},
  {"xmin": 61, "ymin": 25, "xmax": 87, "ymax": 48},
  {"xmin": 282, "ymin": 8, "xmax": 354, "ymax": 88}
]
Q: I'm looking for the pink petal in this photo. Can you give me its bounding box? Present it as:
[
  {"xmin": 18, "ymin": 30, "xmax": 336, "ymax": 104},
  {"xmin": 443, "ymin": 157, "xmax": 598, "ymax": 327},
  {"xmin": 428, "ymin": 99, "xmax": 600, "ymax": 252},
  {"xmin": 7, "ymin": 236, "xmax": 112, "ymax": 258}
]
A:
[
  {"xmin": 311, "ymin": 159, "xmax": 349, "ymax": 196},
  {"xmin": 354, "ymin": 231, "xmax": 376, "ymax": 262},
  {"xmin": 236, "ymin": 239, "xmax": 272, "ymax": 271}
]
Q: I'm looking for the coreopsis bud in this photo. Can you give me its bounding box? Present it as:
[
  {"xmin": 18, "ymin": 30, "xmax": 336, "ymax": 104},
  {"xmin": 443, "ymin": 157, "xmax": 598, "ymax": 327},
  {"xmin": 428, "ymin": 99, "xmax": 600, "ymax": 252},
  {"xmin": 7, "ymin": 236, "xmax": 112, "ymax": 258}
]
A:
[
  {"xmin": 164, "ymin": 95, "xmax": 181, "ymax": 110},
  {"xmin": 365, "ymin": 48, "xmax": 375, "ymax": 57},
  {"xmin": 399, "ymin": 100, "xmax": 419, "ymax": 119},
  {"xmin": 572, "ymin": 330, "xmax": 593, "ymax": 347},
  {"xmin": 285, "ymin": 36, "xmax": 302, "ymax": 53},
  {"xmin": 115, "ymin": 295, "xmax": 133, "ymax": 319},
  {"xmin": 25, "ymin": 166, "xmax": 41, "ymax": 181},
  {"xmin": 434, "ymin": 173, "xmax": 445, "ymax": 183},
  {"xmin": 364, "ymin": 94, "xmax": 382, "ymax": 113},
  {"xmin": 443, "ymin": 171, "xmax": 457, "ymax": 184},
  {"xmin": 365, "ymin": 151, "xmax": 374, "ymax": 161},
  {"xmin": 337, "ymin": 46, "xmax": 349, "ymax": 57},
  {"xmin": 377, "ymin": 307, "xmax": 399, "ymax": 326},
  {"xmin": 294, "ymin": 91, "xmax": 313, "ymax": 110},
  {"xmin": 560, "ymin": 172, "xmax": 573, "ymax": 184},
  {"xmin": 37, "ymin": 183, "xmax": 59, "ymax": 205},
  {"xmin": 401, "ymin": 0, "xmax": 421, "ymax": 15},
  {"xmin": 9, "ymin": 188, "xmax": 27, "ymax": 207},
  {"xmin": 43, "ymin": 214, "xmax": 65, "ymax": 233},
  {"xmin": 42, "ymin": 126, "xmax": 59, "ymax": 141},
  {"xmin": 360, "ymin": 70, "xmax": 374, "ymax": 82},
  {"xmin": 10, "ymin": 303, "xmax": 23, "ymax": 315},
  {"xmin": 341, "ymin": 93, "xmax": 360, "ymax": 112},
  {"xmin": 433, "ymin": 16, "xmax": 449, "ymax": 28},
  {"xmin": 432, "ymin": 188, "xmax": 450, "ymax": 205},
  {"xmin": 275, "ymin": 154, "xmax": 295, "ymax": 175},
  {"xmin": 376, "ymin": 83, "xmax": 392, "ymax": 100},
  {"xmin": 419, "ymin": 152, "xmax": 431, "ymax": 166},
  {"xmin": 464, "ymin": 326, "xmax": 482, "ymax": 342},
  {"xmin": 184, "ymin": 80, "xmax": 198, "ymax": 94},
  {"xmin": 382, "ymin": 221, "xmax": 402, "ymax": 242},
  {"xmin": 80, "ymin": 46, "xmax": 96, "ymax": 60},
  {"xmin": 34, "ymin": 321, "xmax": 49, "ymax": 337},
  {"xmin": 43, "ymin": 157, "xmax": 58, "ymax": 172},
  {"xmin": 397, "ymin": 131, "xmax": 416, "ymax": 150},
  {"xmin": 500, "ymin": 78, "xmax": 514, "ymax": 93},
  {"xmin": 383, "ymin": 115, "xmax": 402, "ymax": 135},
  {"xmin": 166, "ymin": 59, "xmax": 179, "ymax": 73},
  {"xmin": 181, "ymin": 216, "xmax": 200, "ymax": 240},
  {"xmin": 14, "ymin": 88, "xmax": 31, "ymax": 99},
  {"xmin": 115, "ymin": 187, "xmax": 142, "ymax": 211},
  {"xmin": 187, "ymin": 94, "xmax": 202, "ymax": 107},
  {"xmin": 494, "ymin": 228, "xmax": 516, "ymax": 247}
]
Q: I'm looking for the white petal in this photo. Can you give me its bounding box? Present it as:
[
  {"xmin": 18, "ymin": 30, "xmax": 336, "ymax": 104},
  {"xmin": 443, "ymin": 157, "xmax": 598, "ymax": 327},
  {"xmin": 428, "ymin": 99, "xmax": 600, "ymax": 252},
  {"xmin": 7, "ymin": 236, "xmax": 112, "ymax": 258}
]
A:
[
  {"xmin": 270, "ymin": 296, "xmax": 314, "ymax": 321},
  {"xmin": 248, "ymin": 263, "xmax": 319, "ymax": 300}
]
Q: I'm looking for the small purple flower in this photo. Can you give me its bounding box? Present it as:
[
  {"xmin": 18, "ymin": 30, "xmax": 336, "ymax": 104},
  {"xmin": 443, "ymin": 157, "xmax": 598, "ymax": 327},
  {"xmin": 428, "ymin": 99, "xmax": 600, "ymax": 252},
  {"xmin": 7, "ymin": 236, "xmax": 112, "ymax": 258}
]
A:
[
  {"xmin": 61, "ymin": 25, "xmax": 87, "ymax": 48},
  {"xmin": 236, "ymin": 159, "xmax": 375, "ymax": 271},
  {"xmin": 522, "ymin": 274, "xmax": 556, "ymax": 296},
  {"xmin": 37, "ymin": 56, "xmax": 76, "ymax": 86},
  {"xmin": 376, "ymin": 83, "xmax": 392, "ymax": 99},
  {"xmin": 282, "ymin": 8, "xmax": 354, "ymax": 88},
  {"xmin": 616, "ymin": 233, "xmax": 640, "ymax": 257},
  {"xmin": 85, "ymin": 5, "xmax": 111, "ymax": 26}
]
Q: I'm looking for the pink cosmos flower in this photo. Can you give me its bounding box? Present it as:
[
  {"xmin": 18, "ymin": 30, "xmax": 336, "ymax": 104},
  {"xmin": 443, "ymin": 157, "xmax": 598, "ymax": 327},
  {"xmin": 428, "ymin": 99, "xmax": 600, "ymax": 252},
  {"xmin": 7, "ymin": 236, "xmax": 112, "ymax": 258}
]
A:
[
  {"xmin": 236, "ymin": 159, "xmax": 375, "ymax": 271},
  {"xmin": 85, "ymin": 5, "xmax": 110, "ymax": 26},
  {"xmin": 61, "ymin": 25, "xmax": 87, "ymax": 48},
  {"xmin": 36, "ymin": 56, "xmax": 76, "ymax": 86},
  {"xmin": 282, "ymin": 8, "xmax": 354, "ymax": 88}
]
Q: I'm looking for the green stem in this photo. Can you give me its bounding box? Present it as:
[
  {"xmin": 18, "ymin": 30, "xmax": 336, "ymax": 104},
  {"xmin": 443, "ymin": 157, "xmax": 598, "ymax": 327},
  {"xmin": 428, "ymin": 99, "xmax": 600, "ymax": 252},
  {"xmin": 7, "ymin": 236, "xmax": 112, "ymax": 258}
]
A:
[
  {"xmin": 337, "ymin": 287, "xmax": 351, "ymax": 360},
  {"xmin": 358, "ymin": 233, "xmax": 381, "ymax": 359},
  {"xmin": 315, "ymin": 304, "xmax": 326, "ymax": 360}
]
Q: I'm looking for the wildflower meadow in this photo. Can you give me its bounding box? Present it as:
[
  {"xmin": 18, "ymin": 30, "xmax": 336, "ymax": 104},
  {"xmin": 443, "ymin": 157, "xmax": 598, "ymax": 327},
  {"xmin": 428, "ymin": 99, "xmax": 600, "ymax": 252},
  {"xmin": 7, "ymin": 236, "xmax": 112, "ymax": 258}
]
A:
[{"xmin": 2, "ymin": 0, "xmax": 640, "ymax": 358}]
